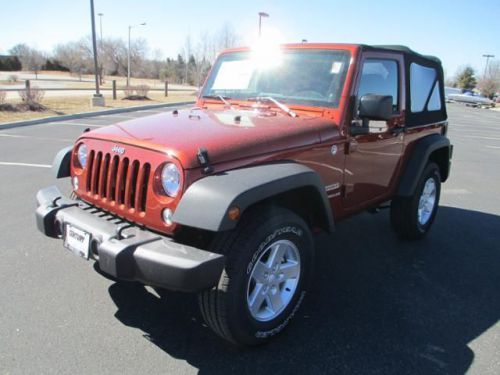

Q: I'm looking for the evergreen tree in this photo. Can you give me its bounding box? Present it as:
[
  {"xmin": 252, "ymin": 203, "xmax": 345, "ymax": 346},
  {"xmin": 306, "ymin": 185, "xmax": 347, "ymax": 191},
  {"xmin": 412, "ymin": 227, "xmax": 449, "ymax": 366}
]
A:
[
  {"xmin": 176, "ymin": 54, "xmax": 186, "ymax": 83},
  {"xmin": 188, "ymin": 55, "xmax": 197, "ymax": 85},
  {"xmin": 455, "ymin": 66, "xmax": 477, "ymax": 91}
]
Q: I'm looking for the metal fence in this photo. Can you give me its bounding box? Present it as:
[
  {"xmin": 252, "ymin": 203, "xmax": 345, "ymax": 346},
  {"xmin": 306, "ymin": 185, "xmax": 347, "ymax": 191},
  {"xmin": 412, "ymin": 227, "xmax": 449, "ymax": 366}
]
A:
[{"xmin": 1, "ymin": 80, "xmax": 197, "ymax": 100}]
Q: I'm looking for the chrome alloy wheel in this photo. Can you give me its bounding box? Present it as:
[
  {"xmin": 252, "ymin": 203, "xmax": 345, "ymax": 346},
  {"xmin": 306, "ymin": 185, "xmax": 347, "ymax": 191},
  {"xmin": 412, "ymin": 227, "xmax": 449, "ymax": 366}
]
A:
[
  {"xmin": 418, "ymin": 177, "xmax": 437, "ymax": 226},
  {"xmin": 246, "ymin": 239, "xmax": 301, "ymax": 322}
]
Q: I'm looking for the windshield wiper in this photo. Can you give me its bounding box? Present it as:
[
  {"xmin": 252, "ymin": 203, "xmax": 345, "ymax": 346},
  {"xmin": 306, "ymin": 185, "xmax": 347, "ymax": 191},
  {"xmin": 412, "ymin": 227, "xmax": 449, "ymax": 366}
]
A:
[
  {"xmin": 201, "ymin": 95, "xmax": 234, "ymax": 109},
  {"xmin": 247, "ymin": 96, "xmax": 297, "ymax": 118}
]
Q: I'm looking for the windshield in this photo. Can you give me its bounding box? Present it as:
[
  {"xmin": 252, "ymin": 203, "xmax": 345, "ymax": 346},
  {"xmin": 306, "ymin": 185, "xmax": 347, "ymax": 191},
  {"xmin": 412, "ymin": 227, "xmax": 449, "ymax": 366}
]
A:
[{"xmin": 201, "ymin": 49, "xmax": 351, "ymax": 108}]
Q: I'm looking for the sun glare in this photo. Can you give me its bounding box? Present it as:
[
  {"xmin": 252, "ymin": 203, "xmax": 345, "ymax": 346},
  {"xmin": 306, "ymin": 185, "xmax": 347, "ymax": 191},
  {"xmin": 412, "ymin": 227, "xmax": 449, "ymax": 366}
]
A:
[{"xmin": 250, "ymin": 28, "xmax": 285, "ymax": 69}]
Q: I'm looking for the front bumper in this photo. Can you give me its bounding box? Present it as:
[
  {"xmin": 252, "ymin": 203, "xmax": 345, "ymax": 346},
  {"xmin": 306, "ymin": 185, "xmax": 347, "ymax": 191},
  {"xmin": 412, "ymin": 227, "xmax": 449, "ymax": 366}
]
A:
[{"xmin": 35, "ymin": 186, "xmax": 225, "ymax": 293}]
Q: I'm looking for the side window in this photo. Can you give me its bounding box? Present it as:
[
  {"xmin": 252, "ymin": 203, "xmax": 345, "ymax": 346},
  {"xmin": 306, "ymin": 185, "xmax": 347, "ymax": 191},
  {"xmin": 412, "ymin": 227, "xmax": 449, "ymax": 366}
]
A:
[
  {"xmin": 410, "ymin": 63, "xmax": 442, "ymax": 112},
  {"xmin": 427, "ymin": 84, "xmax": 442, "ymax": 111},
  {"xmin": 358, "ymin": 59, "xmax": 399, "ymax": 111}
]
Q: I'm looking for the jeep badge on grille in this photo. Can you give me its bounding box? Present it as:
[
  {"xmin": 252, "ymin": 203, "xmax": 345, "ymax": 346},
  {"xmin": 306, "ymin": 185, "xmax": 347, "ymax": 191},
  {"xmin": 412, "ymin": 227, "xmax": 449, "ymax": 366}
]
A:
[{"xmin": 112, "ymin": 145, "xmax": 125, "ymax": 155}]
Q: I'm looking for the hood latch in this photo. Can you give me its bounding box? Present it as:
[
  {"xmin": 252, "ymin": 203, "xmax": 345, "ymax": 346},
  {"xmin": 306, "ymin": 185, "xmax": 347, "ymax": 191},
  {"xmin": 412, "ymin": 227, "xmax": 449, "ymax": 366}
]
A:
[{"xmin": 197, "ymin": 147, "xmax": 213, "ymax": 174}]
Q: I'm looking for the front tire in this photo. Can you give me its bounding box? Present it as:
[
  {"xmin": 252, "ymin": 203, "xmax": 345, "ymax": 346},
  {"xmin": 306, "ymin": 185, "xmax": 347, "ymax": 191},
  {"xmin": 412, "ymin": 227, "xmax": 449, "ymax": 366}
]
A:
[
  {"xmin": 390, "ymin": 162, "xmax": 441, "ymax": 240},
  {"xmin": 198, "ymin": 207, "xmax": 314, "ymax": 346}
]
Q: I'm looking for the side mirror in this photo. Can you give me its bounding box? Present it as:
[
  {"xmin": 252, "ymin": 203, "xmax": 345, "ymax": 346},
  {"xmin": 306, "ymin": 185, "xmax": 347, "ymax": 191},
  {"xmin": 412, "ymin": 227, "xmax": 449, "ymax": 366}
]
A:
[{"xmin": 358, "ymin": 94, "xmax": 393, "ymax": 121}]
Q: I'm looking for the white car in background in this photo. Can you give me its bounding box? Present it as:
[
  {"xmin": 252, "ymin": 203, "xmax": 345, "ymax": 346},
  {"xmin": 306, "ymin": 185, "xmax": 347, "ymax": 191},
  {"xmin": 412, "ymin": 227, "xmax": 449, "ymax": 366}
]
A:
[{"xmin": 445, "ymin": 87, "xmax": 494, "ymax": 107}]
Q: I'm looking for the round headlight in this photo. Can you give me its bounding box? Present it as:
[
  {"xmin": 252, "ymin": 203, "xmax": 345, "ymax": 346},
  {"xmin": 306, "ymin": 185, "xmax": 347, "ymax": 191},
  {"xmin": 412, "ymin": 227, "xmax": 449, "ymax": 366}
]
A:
[
  {"xmin": 77, "ymin": 144, "xmax": 88, "ymax": 168},
  {"xmin": 161, "ymin": 163, "xmax": 181, "ymax": 197}
]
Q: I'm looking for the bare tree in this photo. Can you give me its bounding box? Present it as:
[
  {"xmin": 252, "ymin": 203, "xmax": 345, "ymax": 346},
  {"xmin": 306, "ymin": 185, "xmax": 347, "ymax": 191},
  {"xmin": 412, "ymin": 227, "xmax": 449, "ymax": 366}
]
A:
[
  {"xmin": 182, "ymin": 35, "xmax": 193, "ymax": 84},
  {"xmin": 217, "ymin": 23, "xmax": 239, "ymax": 50},
  {"xmin": 55, "ymin": 37, "xmax": 143, "ymax": 82},
  {"xmin": 192, "ymin": 32, "xmax": 213, "ymax": 86},
  {"xmin": 9, "ymin": 44, "xmax": 46, "ymax": 79},
  {"xmin": 98, "ymin": 37, "xmax": 148, "ymax": 79},
  {"xmin": 149, "ymin": 49, "xmax": 164, "ymax": 80},
  {"xmin": 203, "ymin": 23, "xmax": 241, "ymax": 63},
  {"xmin": 160, "ymin": 58, "xmax": 177, "ymax": 82},
  {"xmin": 445, "ymin": 77, "xmax": 456, "ymax": 88},
  {"xmin": 478, "ymin": 59, "xmax": 500, "ymax": 98},
  {"xmin": 487, "ymin": 60, "xmax": 500, "ymax": 81},
  {"xmin": 53, "ymin": 41, "xmax": 91, "ymax": 80},
  {"xmin": 6, "ymin": 26, "xmax": 240, "ymax": 85},
  {"xmin": 477, "ymin": 78, "xmax": 499, "ymax": 99},
  {"xmin": 101, "ymin": 38, "xmax": 127, "ymax": 76},
  {"xmin": 129, "ymin": 38, "xmax": 149, "ymax": 78}
]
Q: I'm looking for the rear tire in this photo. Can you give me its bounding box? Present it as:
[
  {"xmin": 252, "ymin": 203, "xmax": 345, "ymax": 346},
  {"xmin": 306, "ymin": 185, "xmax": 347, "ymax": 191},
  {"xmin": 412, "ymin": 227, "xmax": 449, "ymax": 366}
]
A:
[
  {"xmin": 198, "ymin": 206, "xmax": 314, "ymax": 346},
  {"xmin": 390, "ymin": 162, "xmax": 441, "ymax": 240}
]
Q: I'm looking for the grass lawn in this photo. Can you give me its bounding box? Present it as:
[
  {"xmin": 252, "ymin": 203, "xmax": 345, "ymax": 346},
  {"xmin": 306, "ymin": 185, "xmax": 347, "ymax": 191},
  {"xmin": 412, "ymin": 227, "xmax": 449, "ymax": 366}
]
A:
[{"xmin": 0, "ymin": 91, "xmax": 196, "ymax": 124}]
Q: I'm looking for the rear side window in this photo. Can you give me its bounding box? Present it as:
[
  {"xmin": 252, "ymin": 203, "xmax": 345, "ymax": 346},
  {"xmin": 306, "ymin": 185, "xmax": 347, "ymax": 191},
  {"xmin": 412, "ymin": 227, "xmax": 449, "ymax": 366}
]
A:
[
  {"xmin": 358, "ymin": 59, "xmax": 399, "ymax": 111},
  {"xmin": 410, "ymin": 63, "xmax": 442, "ymax": 112}
]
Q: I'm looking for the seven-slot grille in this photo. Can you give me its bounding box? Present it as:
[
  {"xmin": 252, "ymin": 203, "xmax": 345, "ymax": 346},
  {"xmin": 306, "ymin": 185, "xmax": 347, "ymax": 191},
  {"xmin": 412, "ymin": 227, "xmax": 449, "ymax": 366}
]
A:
[{"xmin": 85, "ymin": 150, "xmax": 151, "ymax": 213}]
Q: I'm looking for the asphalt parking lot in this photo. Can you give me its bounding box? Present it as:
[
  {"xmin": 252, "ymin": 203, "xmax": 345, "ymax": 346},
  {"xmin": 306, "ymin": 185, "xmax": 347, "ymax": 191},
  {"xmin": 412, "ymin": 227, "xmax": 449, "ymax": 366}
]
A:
[{"xmin": 0, "ymin": 103, "xmax": 499, "ymax": 375}]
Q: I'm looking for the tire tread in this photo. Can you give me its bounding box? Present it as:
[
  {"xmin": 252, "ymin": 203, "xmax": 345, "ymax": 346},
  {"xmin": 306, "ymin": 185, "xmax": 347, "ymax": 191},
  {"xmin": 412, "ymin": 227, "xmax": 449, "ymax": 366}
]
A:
[
  {"xmin": 198, "ymin": 206, "xmax": 307, "ymax": 345},
  {"xmin": 391, "ymin": 162, "xmax": 441, "ymax": 240}
]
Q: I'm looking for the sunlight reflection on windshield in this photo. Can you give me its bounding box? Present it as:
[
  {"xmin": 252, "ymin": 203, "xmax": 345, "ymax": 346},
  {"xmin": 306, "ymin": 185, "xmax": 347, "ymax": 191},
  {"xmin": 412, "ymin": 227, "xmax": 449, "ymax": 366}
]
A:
[{"xmin": 250, "ymin": 28, "xmax": 284, "ymax": 69}]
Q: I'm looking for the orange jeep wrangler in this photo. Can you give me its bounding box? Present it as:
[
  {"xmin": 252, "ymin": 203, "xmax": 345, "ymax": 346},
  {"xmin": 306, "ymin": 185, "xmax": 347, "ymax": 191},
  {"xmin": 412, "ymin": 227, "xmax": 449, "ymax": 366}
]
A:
[{"xmin": 36, "ymin": 43, "xmax": 452, "ymax": 345}]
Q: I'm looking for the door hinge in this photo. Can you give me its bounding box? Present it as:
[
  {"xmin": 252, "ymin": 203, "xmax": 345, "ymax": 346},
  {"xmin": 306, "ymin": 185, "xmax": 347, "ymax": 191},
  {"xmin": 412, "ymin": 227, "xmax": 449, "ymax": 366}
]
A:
[
  {"xmin": 346, "ymin": 139, "xmax": 359, "ymax": 154},
  {"xmin": 342, "ymin": 184, "xmax": 354, "ymax": 198}
]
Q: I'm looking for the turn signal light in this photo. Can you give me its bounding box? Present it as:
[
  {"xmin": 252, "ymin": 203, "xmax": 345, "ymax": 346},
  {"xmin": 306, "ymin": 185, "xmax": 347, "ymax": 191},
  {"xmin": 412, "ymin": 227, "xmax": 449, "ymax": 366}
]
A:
[{"xmin": 227, "ymin": 206, "xmax": 240, "ymax": 221}]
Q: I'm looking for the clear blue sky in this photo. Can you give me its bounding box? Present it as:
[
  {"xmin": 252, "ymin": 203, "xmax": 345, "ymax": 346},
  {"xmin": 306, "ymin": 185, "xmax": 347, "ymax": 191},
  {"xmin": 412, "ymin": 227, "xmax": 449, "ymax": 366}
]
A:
[{"xmin": 1, "ymin": 0, "xmax": 499, "ymax": 78}]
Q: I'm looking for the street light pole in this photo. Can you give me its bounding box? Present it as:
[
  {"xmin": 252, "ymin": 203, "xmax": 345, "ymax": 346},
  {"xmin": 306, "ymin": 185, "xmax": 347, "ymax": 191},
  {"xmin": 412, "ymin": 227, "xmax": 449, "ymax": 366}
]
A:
[
  {"xmin": 127, "ymin": 25, "xmax": 131, "ymax": 87},
  {"xmin": 258, "ymin": 12, "xmax": 269, "ymax": 38},
  {"xmin": 127, "ymin": 22, "xmax": 146, "ymax": 87},
  {"xmin": 98, "ymin": 12, "xmax": 103, "ymax": 85},
  {"xmin": 483, "ymin": 54, "xmax": 495, "ymax": 78},
  {"xmin": 89, "ymin": 0, "xmax": 102, "ymax": 104},
  {"xmin": 98, "ymin": 13, "xmax": 103, "ymax": 45}
]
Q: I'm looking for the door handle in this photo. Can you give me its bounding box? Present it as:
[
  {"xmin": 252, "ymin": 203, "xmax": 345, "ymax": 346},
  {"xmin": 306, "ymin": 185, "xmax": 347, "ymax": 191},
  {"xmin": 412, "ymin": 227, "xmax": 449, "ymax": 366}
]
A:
[{"xmin": 391, "ymin": 126, "xmax": 405, "ymax": 135}]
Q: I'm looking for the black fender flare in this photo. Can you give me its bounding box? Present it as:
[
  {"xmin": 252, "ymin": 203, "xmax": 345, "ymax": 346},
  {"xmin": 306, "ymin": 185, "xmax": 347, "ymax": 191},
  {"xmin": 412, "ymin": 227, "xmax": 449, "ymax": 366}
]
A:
[
  {"xmin": 397, "ymin": 134, "xmax": 451, "ymax": 197},
  {"xmin": 173, "ymin": 162, "xmax": 335, "ymax": 232},
  {"xmin": 52, "ymin": 146, "xmax": 72, "ymax": 179}
]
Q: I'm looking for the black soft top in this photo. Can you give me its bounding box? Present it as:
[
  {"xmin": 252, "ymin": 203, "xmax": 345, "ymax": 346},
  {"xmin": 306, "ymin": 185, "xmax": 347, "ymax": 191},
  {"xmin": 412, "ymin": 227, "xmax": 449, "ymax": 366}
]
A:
[
  {"xmin": 365, "ymin": 45, "xmax": 442, "ymax": 65},
  {"xmin": 361, "ymin": 44, "xmax": 447, "ymax": 126}
]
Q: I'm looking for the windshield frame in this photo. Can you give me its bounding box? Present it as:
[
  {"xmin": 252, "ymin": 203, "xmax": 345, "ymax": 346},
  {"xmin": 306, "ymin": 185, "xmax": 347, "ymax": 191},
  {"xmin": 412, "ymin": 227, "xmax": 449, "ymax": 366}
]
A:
[{"xmin": 201, "ymin": 48, "xmax": 352, "ymax": 110}]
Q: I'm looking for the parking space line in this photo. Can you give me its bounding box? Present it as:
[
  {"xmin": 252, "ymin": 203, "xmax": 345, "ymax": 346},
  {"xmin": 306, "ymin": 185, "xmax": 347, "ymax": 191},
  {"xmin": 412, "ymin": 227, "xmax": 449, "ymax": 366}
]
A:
[
  {"xmin": 101, "ymin": 114, "xmax": 139, "ymax": 119},
  {"xmin": 453, "ymin": 129, "xmax": 500, "ymax": 133},
  {"xmin": 442, "ymin": 188, "xmax": 471, "ymax": 194},
  {"xmin": 453, "ymin": 133, "xmax": 500, "ymax": 139},
  {"xmin": 47, "ymin": 122, "xmax": 103, "ymax": 128},
  {"xmin": 0, "ymin": 162, "xmax": 51, "ymax": 168},
  {"xmin": 485, "ymin": 145, "xmax": 500, "ymax": 149},
  {"xmin": 0, "ymin": 133, "xmax": 73, "ymax": 142},
  {"xmin": 463, "ymin": 135, "xmax": 500, "ymax": 141},
  {"xmin": 452, "ymin": 128, "xmax": 500, "ymax": 133}
]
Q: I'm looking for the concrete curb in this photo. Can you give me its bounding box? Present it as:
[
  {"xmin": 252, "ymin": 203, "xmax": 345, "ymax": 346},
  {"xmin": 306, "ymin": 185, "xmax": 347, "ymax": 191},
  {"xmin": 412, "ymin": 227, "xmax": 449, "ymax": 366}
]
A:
[{"xmin": 0, "ymin": 101, "xmax": 195, "ymax": 130}]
